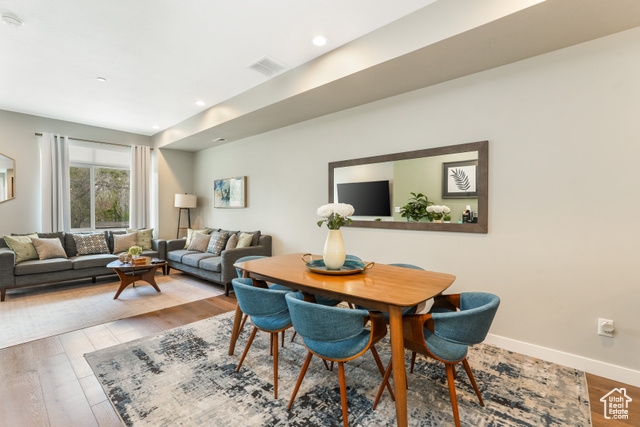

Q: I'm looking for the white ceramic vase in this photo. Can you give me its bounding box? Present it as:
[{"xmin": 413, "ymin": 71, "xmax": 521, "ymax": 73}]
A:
[{"xmin": 323, "ymin": 229, "xmax": 346, "ymax": 269}]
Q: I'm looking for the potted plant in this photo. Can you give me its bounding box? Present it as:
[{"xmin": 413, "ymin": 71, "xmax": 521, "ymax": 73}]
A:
[
  {"xmin": 443, "ymin": 214, "xmax": 452, "ymax": 223},
  {"xmin": 399, "ymin": 192, "xmax": 432, "ymax": 222}
]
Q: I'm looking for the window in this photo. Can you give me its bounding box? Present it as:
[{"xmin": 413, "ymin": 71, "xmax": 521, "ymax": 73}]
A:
[{"xmin": 69, "ymin": 142, "xmax": 130, "ymax": 230}]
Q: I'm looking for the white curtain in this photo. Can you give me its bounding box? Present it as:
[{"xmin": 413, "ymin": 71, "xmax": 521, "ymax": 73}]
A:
[
  {"xmin": 130, "ymin": 145, "xmax": 151, "ymax": 229},
  {"xmin": 39, "ymin": 133, "xmax": 71, "ymax": 232}
]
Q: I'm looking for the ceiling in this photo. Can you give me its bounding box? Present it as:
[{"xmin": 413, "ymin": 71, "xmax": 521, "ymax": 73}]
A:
[{"xmin": 0, "ymin": 0, "xmax": 437, "ymax": 136}]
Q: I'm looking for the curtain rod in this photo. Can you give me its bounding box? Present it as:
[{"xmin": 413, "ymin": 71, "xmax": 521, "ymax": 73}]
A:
[{"xmin": 34, "ymin": 133, "xmax": 153, "ymax": 151}]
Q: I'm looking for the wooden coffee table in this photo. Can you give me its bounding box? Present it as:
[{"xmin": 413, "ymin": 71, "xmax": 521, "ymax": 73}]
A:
[{"xmin": 106, "ymin": 257, "xmax": 167, "ymax": 299}]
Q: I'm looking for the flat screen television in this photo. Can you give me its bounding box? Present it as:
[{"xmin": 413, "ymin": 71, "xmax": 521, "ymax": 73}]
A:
[{"xmin": 337, "ymin": 180, "xmax": 391, "ymax": 217}]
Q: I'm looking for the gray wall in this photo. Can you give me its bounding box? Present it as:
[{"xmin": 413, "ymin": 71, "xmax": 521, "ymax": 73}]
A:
[{"xmin": 192, "ymin": 27, "xmax": 640, "ymax": 376}]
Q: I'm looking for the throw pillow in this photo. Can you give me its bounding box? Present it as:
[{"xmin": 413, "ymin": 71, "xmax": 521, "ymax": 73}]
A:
[
  {"xmin": 31, "ymin": 237, "xmax": 68, "ymax": 260},
  {"xmin": 187, "ymin": 232, "xmax": 211, "ymax": 252},
  {"xmin": 207, "ymin": 232, "xmax": 230, "ymax": 256},
  {"xmin": 126, "ymin": 228, "xmax": 154, "ymax": 250},
  {"xmin": 236, "ymin": 232, "xmax": 254, "ymax": 249},
  {"xmin": 3, "ymin": 234, "xmax": 39, "ymax": 264},
  {"xmin": 114, "ymin": 232, "xmax": 138, "ymax": 254},
  {"xmin": 184, "ymin": 228, "xmax": 209, "ymax": 249},
  {"xmin": 225, "ymin": 233, "xmax": 238, "ymax": 250},
  {"xmin": 73, "ymin": 233, "xmax": 109, "ymax": 256}
]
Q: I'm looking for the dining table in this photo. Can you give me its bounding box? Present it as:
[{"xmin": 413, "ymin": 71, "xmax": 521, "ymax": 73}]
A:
[{"xmin": 230, "ymin": 253, "xmax": 456, "ymax": 427}]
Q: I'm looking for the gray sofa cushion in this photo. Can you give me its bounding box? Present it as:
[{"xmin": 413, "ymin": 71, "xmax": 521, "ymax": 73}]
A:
[
  {"xmin": 167, "ymin": 250, "xmax": 199, "ymax": 263},
  {"xmin": 199, "ymin": 256, "xmax": 223, "ymax": 273},
  {"xmin": 182, "ymin": 253, "xmax": 217, "ymax": 268},
  {"xmin": 71, "ymin": 254, "xmax": 118, "ymax": 269},
  {"xmin": 14, "ymin": 258, "xmax": 73, "ymax": 276}
]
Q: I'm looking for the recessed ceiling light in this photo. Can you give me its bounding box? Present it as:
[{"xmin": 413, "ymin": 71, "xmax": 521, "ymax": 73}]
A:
[
  {"xmin": 152, "ymin": 125, "xmax": 160, "ymax": 130},
  {"xmin": 2, "ymin": 15, "xmax": 23, "ymax": 28},
  {"xmin": 96, "ymin": 77, "xmax": 107, "ymax": 82},
  {"xmin": 312, "ymin": 35, "xmax": 328, "ymax": 46},
  {"xmin": 195, "ymin": 100, "xmax": 206, "ymax": 106}
]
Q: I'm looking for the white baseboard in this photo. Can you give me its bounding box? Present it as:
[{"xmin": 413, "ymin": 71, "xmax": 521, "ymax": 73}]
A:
[{"xmin": 484, "ymin": 334, "xmax": 640, "ymax": 388}]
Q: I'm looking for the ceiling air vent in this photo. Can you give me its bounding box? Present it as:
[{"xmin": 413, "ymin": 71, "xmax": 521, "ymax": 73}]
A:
[{"xmin": 247, "ymin": 56, "xmax": 290, "ymax": 77}]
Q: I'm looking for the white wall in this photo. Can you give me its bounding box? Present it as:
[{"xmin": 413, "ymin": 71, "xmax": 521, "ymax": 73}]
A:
[
  {"xmin": 193, "ymin": 27, "xmax": 640, "ymax": 379},
  {"xmin": 0, "ymin": 110, "xmax": 152, "ymax": 237}
]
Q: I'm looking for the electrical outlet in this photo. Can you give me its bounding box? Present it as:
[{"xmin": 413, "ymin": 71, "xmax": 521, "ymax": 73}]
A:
[
  {"xmin": 394, "ymin": 207, "xmax": 401, "ymax": 213},
  {"xmin": 598, "ymin": 318, "xmax": 614, "ymax": 338}
]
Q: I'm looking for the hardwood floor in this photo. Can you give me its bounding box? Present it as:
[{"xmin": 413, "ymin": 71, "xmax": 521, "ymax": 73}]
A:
[
  {"xmin": 0, "ymin": 289, "xmax": 636, "ymax": 426},
  {"xmin": 0, "ymin": 294, "xmax": 237, "ymax": 427}
]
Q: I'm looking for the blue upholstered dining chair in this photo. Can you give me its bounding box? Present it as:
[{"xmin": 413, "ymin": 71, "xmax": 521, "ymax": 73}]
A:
[
  {"xmin": 285, "ymin": 292, "xmax": 394, "ymax": 427},
  {"xmin": 231, "ymin": 277, "xmax": 293, "ymax": 398},
  {"xmin": 355, "ymin": 263, "xmax": 425, "ymax": 319},
  {"xmin": 374, "ymin": 292, "xmax": 500, "ymax": 427}
]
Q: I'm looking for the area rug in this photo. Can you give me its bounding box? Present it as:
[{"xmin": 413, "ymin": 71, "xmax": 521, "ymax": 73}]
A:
[
  {"xmin": 86, "ymin": 311, "xmax": 591, "ymax": 426},
  {"xmin": 0, "ymin": 273, "xmax": 223, "ymax": 349}
]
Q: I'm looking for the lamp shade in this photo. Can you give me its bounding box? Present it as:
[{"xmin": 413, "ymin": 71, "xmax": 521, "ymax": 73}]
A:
[{"xmin": 175, "ymin": 193, "xmax": 197, "ymax": 208}]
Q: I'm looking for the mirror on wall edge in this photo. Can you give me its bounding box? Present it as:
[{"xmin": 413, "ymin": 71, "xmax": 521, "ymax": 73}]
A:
[
  {"xmin": 328, "ymin": 140, "xmax": 488, "ymax": 233},
  {"xmin": 0, "ymin": 152, "xmax": 15, "ymax": 204}
]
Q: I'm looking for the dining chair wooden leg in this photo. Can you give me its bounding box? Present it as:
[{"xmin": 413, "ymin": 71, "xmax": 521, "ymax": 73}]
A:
[
  {"xmin": 331, "ymin": 361, "xmax": 334, "ymax": 371},
  {"xmin": 462, "ymin": 358, "xmax": 484, "ymax": 406},
  {"xmin": 239, "ymin": 314, "xmax": 248, "ymax": 334},
  {"xmin": 270, "ymin": 333, "xmax": 274, "ymax": 356},
  {"xmin": 373, "ymin": 361, "xmax": 393, "ymax": 410},
  {"xmin": 236, "ymin": 327, "xmax": 258, "ymax": 372},
  {"xmin": 410, "ymin": 351, "xmax": 417, "ymax": 373},
  {"xmin": 338, "ymin": 361, "xmax": 349, "ymax": 427},
  {"xmin": 370, "ymin": 346, "xmax": 395, "ymax": 401},
  {"xmin": 290, "ymin": 331, "xmax": 297, "ymax": 342},
  {"xmin": 322, "ymin": 359, "xmax": 332, "ymax": 371},
  {"xmin": 273, "ymin": 332, "xmax": 279, "ymax": 398},
  {"xmin": 452, "ymin": 364, "xmax": 457, "ymax": 379},
  {"xmin": 288, "ymin": 351, "xmax": 313, "ymax": 410},
  {"xmin": 445, "ymin": 363, "xmax": 461, "ymax": 427},
  {"xmin": 281, "ymin": 330, "xmax": 285, "ymax": 347}
]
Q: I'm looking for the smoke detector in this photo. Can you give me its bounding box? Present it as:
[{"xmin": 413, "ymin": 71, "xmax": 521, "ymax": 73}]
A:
[{"xmin": 247, "ymin": 56, "xmax": 289, "ymax": 78}]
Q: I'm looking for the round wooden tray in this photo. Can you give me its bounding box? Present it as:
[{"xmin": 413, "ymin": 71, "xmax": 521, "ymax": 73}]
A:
[{"xmin": 301, "ymin": 254, "xmax": 374, "ymax": 276}]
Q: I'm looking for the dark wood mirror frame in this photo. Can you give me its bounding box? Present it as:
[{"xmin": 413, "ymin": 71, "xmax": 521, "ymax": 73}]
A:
[{"xmin": 328, "ymin": 140, "xmax": 488, "ymax": 233}]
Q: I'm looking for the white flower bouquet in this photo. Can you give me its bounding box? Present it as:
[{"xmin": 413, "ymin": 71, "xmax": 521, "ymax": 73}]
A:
[
  {"xmin": 316, "ymin": 203, "xmax": 355, "ymax": 230},
  {"xmin": 426, "ymin": 205, "xmax": 451, "ymax": 221}
]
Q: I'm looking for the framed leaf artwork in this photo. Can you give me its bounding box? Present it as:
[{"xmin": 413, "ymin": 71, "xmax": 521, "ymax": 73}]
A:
[
  {"xmin": 442, "ymin": 160, "xmax": 478, "ymax": 198},
  {"xmin": 214, "ymin": 176, "xmax": 247, "ymax": 208}
]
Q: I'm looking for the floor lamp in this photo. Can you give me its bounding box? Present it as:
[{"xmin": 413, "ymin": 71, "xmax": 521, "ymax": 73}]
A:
[{"xmin": 175, "ymin": 194, "xmax": 197, "ymax": 238}]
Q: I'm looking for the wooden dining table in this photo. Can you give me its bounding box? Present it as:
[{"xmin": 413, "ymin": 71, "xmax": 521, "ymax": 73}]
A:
[{"xmin": 230, "ymin": 253, "xmax": 456, "ymax": 427}]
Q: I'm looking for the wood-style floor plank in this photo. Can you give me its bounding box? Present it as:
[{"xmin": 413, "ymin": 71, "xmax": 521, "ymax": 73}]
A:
[
  {"xmin": 58, "ymin": 329, "xmax": 98, "ymax": 379},
  {"xmin": 0, "ymin": 370, "xmax": 49, "ymax": 427},
  {"xmin": 83, "ymin": 324, "xmax": 121, "ymax": 350},
  {"xmin": 0, "ymin": 341, "xmax": 36, "ymax": 381},
  {"xmin": 91, "ymin": 400, "xmax": 123, "ymax": 427},
  {"xmin": 587, "ymin": 373, "xmax": 639, "ymax": 427},
  {"xmin": 79, "ymin": 374, "xmax": 108, "ymax": 406},
  {"xmin": 30, "ymin": 336, "xmax": 65, "ymax": 361},
  {"xmin": 36, "ymin": 353, "xmax": 98, "ymax": 427}
]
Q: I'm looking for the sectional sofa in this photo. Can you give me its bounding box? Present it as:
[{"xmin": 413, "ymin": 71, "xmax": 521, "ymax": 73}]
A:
[{"xmin": 0, "ymin": 230, "xmax": 165, "ymax": 301}]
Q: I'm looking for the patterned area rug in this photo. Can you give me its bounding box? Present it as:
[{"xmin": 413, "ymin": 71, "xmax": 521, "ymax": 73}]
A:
[
  {"xmin": 86, "ymin": 311, "xmax": 591, "ymax": 426},
  {"xmin": 1, "ymin": 273, "xmax": 223, "ymax": 349}
]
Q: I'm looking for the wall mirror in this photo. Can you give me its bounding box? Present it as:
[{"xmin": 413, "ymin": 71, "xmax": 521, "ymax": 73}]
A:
[
  {"xmin": 328, "ymin": 140, "xmax": 488, "ymax": 233},
  {"xmin": 0, "ymin": 153, "xmax": 15, "ymax": 204}
]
